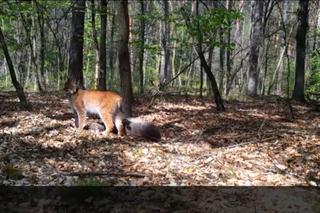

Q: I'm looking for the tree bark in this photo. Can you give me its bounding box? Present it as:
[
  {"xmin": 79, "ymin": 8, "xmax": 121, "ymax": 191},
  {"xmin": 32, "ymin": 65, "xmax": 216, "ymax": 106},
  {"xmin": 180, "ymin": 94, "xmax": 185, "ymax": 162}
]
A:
[
  {"xmin": 91, "ymin": 0, "xmax": 100, "ymax": 89},
  {"xmin": 276, "ymin": 0, "xmax": 288, "ymax": 96},
  {"xmin": 108, "ymin": 11, "xmax": 116, "ymax": 90},
  {"xmin": 35, "ymin": 1, "xmax": 47, "ymax": 90},
  {"xmin": 225, "ymin": 0, "xmax": 233, "ymax": 95},
  {"xmin": 200, "ymin": 65, "xmax": 203, "ymax": 97},
  {"xmin": 159, "ymin": 0, "xmax": 171, "ymax": 87},
  {"xmin": 138, "ymin": 0, "xmax": 145, "ymax": 94},
  {"xmin": 219, "ymin": 29, "xmax": 225, "ymax": 93},
  {"xmin": 182, "ymin": 0, "xmax": 225, "ymax": 111},
  {"xmin": 16, "ymin": 1, "xmax": 44, "ymax": 92},
  {"xmin": 0, "ymin": 27, "xmax": 30, "ymax": 110},
  {"xmin": 292, "ymin": 0, "xmax": 309, "ymax": 102},
  {"xmin": 68, "ymin": 0, "xmax": 86, "ymax": 88},
  {"xmin": 97, "ymin": 0, "xmax": 107, "ymax": 90},
  {"xmin": 118, "ymin": 0, "xmax": 133, "ymax": 116},
  {"xmin": 246, "ymin": 0, "xmax": 264, "ymax": 96}
]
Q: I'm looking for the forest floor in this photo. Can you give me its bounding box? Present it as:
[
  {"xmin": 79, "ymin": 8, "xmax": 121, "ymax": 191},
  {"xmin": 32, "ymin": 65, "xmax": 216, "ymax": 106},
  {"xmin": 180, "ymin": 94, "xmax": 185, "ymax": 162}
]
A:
[
  {"xmin": 0, "ymin": 91, "xmax": 319, "ymax": 187},
  {"xmin": 1, "ymin": 92, "xmax": 320, "ymax": 211}
]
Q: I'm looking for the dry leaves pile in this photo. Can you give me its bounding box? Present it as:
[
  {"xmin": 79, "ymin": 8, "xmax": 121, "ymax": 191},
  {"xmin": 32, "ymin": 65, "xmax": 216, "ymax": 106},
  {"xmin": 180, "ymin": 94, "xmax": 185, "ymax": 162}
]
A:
[{"xmin": 0, "ymin": 92, "xmax": 319, "ymax": 186}]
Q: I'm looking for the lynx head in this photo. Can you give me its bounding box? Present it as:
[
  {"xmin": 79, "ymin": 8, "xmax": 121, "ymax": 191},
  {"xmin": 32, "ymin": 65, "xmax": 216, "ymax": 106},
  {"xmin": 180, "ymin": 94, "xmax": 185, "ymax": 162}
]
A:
[{"xmin": 64, "ymin": 78, "xmax": 78, "ymax": 96}]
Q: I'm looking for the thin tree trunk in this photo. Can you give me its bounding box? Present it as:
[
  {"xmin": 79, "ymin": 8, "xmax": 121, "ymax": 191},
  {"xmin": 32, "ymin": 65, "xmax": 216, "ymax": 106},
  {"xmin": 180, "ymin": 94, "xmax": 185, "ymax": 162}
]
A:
[
  {"xmin": 200, "ymin": 65, "xmax": 203, "ymax": 97},
  {"xmin": 0, "ymin": 27, "xmax": 30, "ymax": 110},
  {"xmin": 35, "ymin": 0, "xmax": 47, "ymax": 90},
  {"xmin": 268, "ymin": 47, "xmax": 285, "ymax": 95},
  {"xmin": 91, "ymin": 0, "xmax": 100, "ymax": 89},
  {"xmin": 219, "ymin": 30, "xmax": 225, "ymax": 93},
  {"xmin": 263, "ymin": 39, "xmax": 270, "ymax": 95},
  {"xmin": 26, "ymin": 46, "xmax": 32, "ymax": 87},
  {"xmin": 97, "ymin": 0, "xmax": 107, "ymax": 90},
  {"xmin": 31, "ymin": 13, "xmax": 43, "ymax": 92},
  {"xmin": 312, "ymin": 1, "xmax": 320, "ymax": 52},
  {"xmin": 159, "ymin": 0, "xmax": 171, "ymax": 87},
  {"xmin": 292, "ymin": 0, "xmax": 309, "ymax": 101},
  {"xmin": 138, "ymin": 0, "xmax": 145, "ymax": 94},
  {"xmin": 16, "ymin": 4, "xmax": 43, "ymax": 91},
  {"xmin": 44, "ymin": 12, "xmax": 64, "ymax": 89},
  {"xmin": 207, "ymin": 46, "xmax": 214, "ymax": 96},
  {"xmin": 118, "ymin": 0, "xmax": 133, "ymax": 116},
  {"xmin": 108, "ymin": 11, "xmax": 115, "ymax": 90},
  {"xmin": 68, "ymin": 0, "xmax": 86, "ymax": 88},
  {"xmin": 225, "ymin": 0, "xmax": 233, "ymax": 95},
  {"xmin": 171, "ymin": 38, "xmax": 177, "ymax": 87},
  {"xmin": 183, "ymin": 0, "xmax": 225, "ymax": 111},
  {"xmin": 276, "ymin": 0, "xmax": 288, "ymax": 96},
  {"xmin": 246, "ymin": 0, "xmax": 264, "ymax": 96}
]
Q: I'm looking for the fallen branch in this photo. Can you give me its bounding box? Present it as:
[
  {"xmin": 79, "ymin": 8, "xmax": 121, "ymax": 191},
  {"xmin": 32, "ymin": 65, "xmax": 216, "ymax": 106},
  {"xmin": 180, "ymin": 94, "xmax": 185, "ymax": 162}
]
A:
[
  {"xmin": 61, "ymin": 171, "xmax": 146, "ymax": 178},
  {"xmin": 226, "ymin": 136, "xmax": 278, "ymax": 150}
]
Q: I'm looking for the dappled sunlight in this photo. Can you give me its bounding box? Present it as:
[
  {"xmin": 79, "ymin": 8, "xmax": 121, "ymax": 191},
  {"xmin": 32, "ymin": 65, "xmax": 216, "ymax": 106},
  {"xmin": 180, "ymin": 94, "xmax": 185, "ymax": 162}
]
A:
[{"xmin": 0, "ymin": 93, "xmax": 319, "ymax": 186}]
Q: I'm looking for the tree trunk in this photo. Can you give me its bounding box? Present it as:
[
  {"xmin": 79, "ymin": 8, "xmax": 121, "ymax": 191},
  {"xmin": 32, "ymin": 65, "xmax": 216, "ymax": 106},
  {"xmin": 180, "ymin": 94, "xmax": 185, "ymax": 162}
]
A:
[
  {"xmin": 276, "ymin": 0, "xmax": 288, "ymax": 96},
  {"xmin": 246, "ymin": 0, "xmax": 264, "ymax": 96},
  {"xmin": 0, "ymin": 27, "xmax": 30, "ymax": 110},
  {"xmin": 225, "ymin": 0, "xmax": 233, "ymax": 95},
  {"xmin": 35, "ymin": 1, "xmax": 47, "ymax": 90},
  {"xmin": 159, "ymin": 0, "xmax": 171, "ymax": 87},
  {"xmin": 292, "ymin": 0, "xmax": 309, "ymax": 102},
  {"xmin": 219, "ymin": 30, "xmax": 225, "ymax": 93},
  {"xmin": 91, "ymin": 0, "xmax": 100, "ymax": 89},
  {"xmin": 17, "ymin": 3, "xmax": 43, "ymax": 92},
  {"xmin": 97, "ymin": 0, "xmax": 107, "ymax": 90},
  {"xmin": 68, "ymin": 0, "xmax": 86, "ymax": 88},
  {"xmin": 44, "ymin": 10, "xmax": 64, "ymax": 89},
  {"xmin": 207, "ymin": 46, "xmax": 214, "ymax": 96},
  {"xmin": 199, "ymin": 65, "xmax": 203, "ymax": 97},
  {"xmin": 118, "ymin": 0, "xmax": 133, "ymax": 116},
  {"xmin": 185, "ymin": 0, "xmax": 225, "ymax": 111},
  {"xmin": 312, "ymin": 1, "xmax": 320, "ymax": 52},
  {"xmin": 108, "ymin": 11, "xmax": 115, "ymax": 90},
  {"xmin": 198, "ymin": 50, "xmax": 225, "ymax": 111},
  {"xmin": 138, "ymin": 0, "xmax": 145, "ymax": 94}
]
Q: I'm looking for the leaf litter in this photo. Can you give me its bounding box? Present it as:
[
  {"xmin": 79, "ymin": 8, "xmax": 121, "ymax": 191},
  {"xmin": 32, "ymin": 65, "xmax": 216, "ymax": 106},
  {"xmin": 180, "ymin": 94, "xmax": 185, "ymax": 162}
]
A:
[{"xmin": 0, "ymin": 92, "xmax": 319, "ymax": 187}]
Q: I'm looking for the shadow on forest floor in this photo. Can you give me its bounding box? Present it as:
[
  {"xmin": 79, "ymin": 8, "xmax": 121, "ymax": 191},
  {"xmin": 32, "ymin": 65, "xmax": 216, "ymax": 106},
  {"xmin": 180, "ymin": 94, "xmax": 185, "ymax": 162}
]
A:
[{"xmin": 0, "ymin": 92, "xmax": 319, "ymax": 187}]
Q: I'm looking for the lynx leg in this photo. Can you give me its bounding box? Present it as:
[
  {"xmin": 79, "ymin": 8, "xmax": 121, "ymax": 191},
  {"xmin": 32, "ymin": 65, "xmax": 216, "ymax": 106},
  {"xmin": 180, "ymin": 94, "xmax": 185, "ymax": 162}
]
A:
[
  {"xmin": 74, "ymin": 109, "xmax": 79, "ymax": 128},
  {"xmin": 115, "ymin": 113, "xmax": 125, "ymax": 137},
  {"xmin": 76, "ymin": 109, "xmax": 86, "ymax": 132},
  {"xmin": 100, "ymin": 113, "xmax": 114, "ymax": 137}
]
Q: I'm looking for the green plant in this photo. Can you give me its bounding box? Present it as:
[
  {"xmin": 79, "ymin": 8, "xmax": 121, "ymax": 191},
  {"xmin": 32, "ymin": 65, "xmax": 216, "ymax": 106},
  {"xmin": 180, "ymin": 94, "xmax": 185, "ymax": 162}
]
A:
[
  {"xmin": 2, "ymin": 164, "xmax": 24, "ymax": 180},
  {"xmin": 307, "ymin": 51, "xmax": 320, "ymax": 93}
]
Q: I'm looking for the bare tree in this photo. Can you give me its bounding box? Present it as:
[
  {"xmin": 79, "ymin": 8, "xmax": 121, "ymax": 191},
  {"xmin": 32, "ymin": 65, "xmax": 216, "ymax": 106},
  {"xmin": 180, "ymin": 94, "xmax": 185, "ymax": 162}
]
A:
[
  {"xmin": 182, "ymin": 0, "xmax": 225, "ymax": 111},
  {"xmin": 96, "ymin": 0, "xmax": 107, "ymax": 90},
  {"xmin": 108, "ymin": 10, "xmax": 116, "ymax": 90},
  {"xmin": 91, "ymin": 0, "xmax": 100, "ymax": 89},
  {"xmin": 292, "ymin": 0, "xmax": 309, "ymax": 102},
  {"xmin": 0, "ymin": 27, "xmax": 30, "ymax": 110},
  {"xmin": 35, "ymin": 1, "xmax": 47, "ymax": 90},
  {"xmin": 246, "ymin": 0, "xmax": 264, "ymax": 96},
  {"xmin": 68, "ymin": 0, "xmax": 86, "ymax": 87},
  {"xmin": 159, "ymin": 0, "xmax": 171, "ymax": 87},
  {"xmin": 138, "ymin": 0, "xmax": 146, "ymax": 94},
  {"xmin": 118, "ymin": 0, "xmax": 133, "ymax": 116}
]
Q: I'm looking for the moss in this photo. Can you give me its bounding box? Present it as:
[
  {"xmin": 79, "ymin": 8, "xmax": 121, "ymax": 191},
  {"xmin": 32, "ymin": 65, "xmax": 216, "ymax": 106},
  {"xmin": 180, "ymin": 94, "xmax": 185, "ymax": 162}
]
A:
[{"xmin": 2, "ymin": 164, "xmax": 24, "ymax": 180}]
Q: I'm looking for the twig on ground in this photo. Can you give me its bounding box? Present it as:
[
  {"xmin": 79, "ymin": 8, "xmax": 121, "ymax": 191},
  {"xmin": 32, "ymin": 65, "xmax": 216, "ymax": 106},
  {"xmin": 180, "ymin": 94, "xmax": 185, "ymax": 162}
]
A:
[
  {"xmin": 61, "ymin": 171, "xmax": 147, "ymax": 178},
  {"xmin": 226, "ymin": 136, "xmax": 278, "ymax": 150}
]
